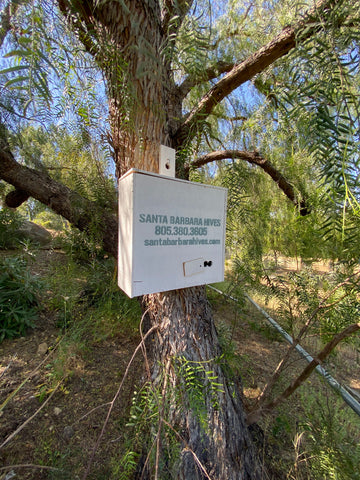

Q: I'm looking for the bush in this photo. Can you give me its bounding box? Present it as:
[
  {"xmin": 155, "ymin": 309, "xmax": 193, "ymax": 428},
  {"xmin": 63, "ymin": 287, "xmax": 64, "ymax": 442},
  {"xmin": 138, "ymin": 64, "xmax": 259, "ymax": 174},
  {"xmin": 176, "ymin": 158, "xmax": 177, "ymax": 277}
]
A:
[
  {"xmin": 43, "ymin": 255, "xmax": 140, "ymax": 336},
  {"xmin": 0, "ymin": 256, "xmax": 42, "ymax": 341},
  {"xmin": 300, "ymin": 389, "xmax": 360, "ymax": 480},
  {"xmin": 59, "ymin": 228, "xmax": 105, "ymax": 265},
  {"xmin": 34, "ymin": 210, "xmax": 67, "ymax": 231},
  {"xmin": 0, "ymin": 208, "xmax": 26, "ymax": 249}
]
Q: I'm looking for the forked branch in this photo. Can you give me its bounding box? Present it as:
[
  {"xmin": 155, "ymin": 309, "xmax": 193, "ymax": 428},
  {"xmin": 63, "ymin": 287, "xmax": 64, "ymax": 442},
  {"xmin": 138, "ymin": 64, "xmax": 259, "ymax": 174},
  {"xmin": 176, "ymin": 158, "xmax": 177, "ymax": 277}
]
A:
[
  {"xmin": 175, "ymin": 0, "xmax": 345, "ymax": 145},
  {"xmin": 247, "ymin": 322, "xmax": 360, "ymax": 425},
  {"xmin": 187, "ymin": 149, "xmax": 309, "ymax": 215}
]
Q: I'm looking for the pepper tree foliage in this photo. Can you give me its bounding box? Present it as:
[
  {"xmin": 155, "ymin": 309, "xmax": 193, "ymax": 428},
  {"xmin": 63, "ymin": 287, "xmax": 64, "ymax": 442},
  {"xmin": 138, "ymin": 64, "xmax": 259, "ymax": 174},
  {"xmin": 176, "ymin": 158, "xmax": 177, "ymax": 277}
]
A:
[
  {"xmin": 269, "ymin": 3, "xmax": 360, "ymax": 262},
  {"xmin": 1, "ymin": 0, "xmax": 359, "ymax": 267},
  {"xmin": 0, "ymin": 0, "xmax": 113, "ymax": 205},
  {"xmin": 213, "ymin": 0, "xmax": 360, "ymax": 268}
]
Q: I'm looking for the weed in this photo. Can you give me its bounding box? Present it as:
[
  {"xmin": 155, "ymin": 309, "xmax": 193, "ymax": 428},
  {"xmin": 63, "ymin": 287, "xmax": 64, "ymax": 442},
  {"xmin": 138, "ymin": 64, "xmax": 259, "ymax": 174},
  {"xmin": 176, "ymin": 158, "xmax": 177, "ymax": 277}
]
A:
[
  {"xmin": 299, "ymin": 387, "xmax": 360, "ymax": 480},
  {"xmin": 0, "ymin": 255, "xmax": 42, "ymax": 341},
  {"xmin": 111, "ymin": 449, "xmax": 139, "ymax": 480},
  {"xmin": 35, "ymin": 438, "xmax": 73, "ymax": 480},
  {"xmin": 260, "ymin": 384, "xmax": 360, "ymax": 480},
  {"xmin": 247, "ymin": 317, "xmax": 283, "ymax": 342},
  {"xmin": 216, "ymin": 320, "xmax": 256, "ymax": 384},
  {"xmin": 45, "ymin": 261, "xmax": 85, "ymax": 328},
  {"xmin": 43, "ymin": 253, "xmax": 140, "ymax": 337},
  {"xmin": 34, "ymin": 210, "xmax": 67, "ymax": 231},
  {"xmin": 272, "ymin": 413, "xmax": 291, "ymax": 438},
  {"xmin": 40, "ymin": 255, "xmax": 140, "ymax": 386},
  {"xmin": 46, "ymin": 338, "xmax": 85, "ymax": 383},
  {"xmin": 59, "ymin": 227, "xmax": 105, "ymax": 265}
]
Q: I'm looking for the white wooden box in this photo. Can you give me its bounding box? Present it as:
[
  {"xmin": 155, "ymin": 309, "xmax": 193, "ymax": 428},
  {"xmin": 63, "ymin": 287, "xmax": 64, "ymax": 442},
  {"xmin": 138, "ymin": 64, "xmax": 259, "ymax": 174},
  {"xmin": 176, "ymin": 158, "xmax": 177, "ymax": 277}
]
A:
[{"xmin": 118, "ymin": 169, "xmax": 227, "ymax": 297}]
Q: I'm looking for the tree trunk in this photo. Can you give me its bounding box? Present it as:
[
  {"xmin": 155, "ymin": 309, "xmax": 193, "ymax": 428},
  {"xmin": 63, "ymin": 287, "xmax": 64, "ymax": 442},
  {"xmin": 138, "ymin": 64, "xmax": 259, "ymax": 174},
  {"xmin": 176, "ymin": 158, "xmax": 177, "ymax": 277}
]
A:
[
  {"xmin": 107, "ymin": 79, "xmax": 262, "ymax": 478},
  {"xmin": 93, "ymin": 1, "xmax": 262, "ymax": 476},
  {"xmin": 141, "ymin": 287, "xmax": 262, "ymax": 479}
]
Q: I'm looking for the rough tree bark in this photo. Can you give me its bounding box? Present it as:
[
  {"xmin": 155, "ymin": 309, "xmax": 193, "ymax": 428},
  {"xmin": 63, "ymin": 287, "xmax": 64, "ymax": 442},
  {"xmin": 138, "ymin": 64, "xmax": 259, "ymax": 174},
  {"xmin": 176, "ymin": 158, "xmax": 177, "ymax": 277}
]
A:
[{"xmin": 143, "ymin": 287, "xmax": 261, "ymax": 479}]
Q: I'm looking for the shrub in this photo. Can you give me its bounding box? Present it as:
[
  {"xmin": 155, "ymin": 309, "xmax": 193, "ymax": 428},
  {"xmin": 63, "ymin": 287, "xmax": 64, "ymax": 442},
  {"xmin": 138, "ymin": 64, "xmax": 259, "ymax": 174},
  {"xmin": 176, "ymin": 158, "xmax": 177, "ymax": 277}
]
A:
[
  {"xmin": 0, "ymin": 256, "xmax": 42, "ymax": 341},
  {"xmin": 59, "ymin": 228, "xmax": 105, "ymax": 265},
  {"xmin": 300, "ymin": 389, "xmax": 360, "ymax": 480},
  {"xmin": 34, "ymin": 210, "xmax": 67, "ymax": 231},
  {"xmin": 0, "ymin": 208, "xmax": 25, "ymax": 249}
]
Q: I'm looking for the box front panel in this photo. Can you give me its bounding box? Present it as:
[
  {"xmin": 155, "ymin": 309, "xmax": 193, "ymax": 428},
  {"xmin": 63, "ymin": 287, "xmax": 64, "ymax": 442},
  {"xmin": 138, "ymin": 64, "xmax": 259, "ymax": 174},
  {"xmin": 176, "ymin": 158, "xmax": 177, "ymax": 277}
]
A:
[{"xmin": 131, "ymin": 172, "xmax": 227, "ymax": 296}]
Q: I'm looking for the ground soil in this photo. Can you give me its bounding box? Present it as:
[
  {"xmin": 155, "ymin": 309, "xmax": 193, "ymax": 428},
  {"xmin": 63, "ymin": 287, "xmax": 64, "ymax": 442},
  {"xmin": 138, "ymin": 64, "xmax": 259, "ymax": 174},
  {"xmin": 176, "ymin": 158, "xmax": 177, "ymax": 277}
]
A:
[
  {"xmin": 0, "ymin": 249, "xmax": 143, "ymax": 480},
  {"xmin": 0, "ymin": 251, "xmax": 359, "ymax": 479}
]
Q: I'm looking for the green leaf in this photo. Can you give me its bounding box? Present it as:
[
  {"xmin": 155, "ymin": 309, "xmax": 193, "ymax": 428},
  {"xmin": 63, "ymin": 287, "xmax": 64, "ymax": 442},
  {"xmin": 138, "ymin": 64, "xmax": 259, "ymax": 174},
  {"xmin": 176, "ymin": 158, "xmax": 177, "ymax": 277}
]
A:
[
  {"xmin": 4, "ymin": 76, "xmax": 30, "ymax": 88},
  {"xmin": 0, "ymin": 65, "xmax": 29, "ymax": 75},
  {"xmin": 4, "ymin": 49, "xmax": 32, "ymax": 58}
]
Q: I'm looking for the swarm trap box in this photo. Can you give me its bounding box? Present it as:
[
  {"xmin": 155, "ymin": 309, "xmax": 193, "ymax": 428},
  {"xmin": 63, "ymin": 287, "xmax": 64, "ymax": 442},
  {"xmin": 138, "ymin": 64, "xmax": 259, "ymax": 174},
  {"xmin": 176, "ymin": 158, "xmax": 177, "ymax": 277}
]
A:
[{"xmin": 118, "ymin": 169, "xmax": 227, "ymax": 297}]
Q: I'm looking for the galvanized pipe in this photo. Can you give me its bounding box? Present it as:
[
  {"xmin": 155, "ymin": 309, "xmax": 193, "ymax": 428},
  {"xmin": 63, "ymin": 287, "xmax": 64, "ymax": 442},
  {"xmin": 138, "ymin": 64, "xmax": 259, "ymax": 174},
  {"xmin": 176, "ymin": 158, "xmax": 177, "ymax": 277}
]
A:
[{"xmin": 208, "ymin": 285, "xmax": 360, "ymax": 417}]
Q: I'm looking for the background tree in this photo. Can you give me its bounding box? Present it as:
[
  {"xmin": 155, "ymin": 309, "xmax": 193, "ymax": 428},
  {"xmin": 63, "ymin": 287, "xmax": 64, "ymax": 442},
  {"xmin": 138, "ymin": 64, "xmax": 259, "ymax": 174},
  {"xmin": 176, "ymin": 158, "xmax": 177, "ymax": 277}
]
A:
[{"xmin": 1, "ymin": 0, "xmax": 360, "ymax": 478}]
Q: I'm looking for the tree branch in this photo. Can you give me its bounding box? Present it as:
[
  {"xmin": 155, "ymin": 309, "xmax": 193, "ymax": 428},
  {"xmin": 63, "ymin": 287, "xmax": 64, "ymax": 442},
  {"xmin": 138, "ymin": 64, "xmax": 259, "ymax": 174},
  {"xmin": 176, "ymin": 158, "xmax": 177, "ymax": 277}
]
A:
[
  {"xmin": 0, "ymin": 133, "xmax": 118, "ymax": 257},
  {"xmin": 174, "ymin": 0, "xmax": 343, "ymax": 146},
  {"xmin": 187, "ymin": 149, "xmax": 309, "ymax": 215},
  {"xmin": 161, "ymin": 0, "xmax": 194, "ymax": 37},
  {"xmin": 247, "ymin": 322, "xmax": 360, "ymax": 424},
  {"xmin": 176, "ymin": 61, "xmax": 235, "ymax": 99}
]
